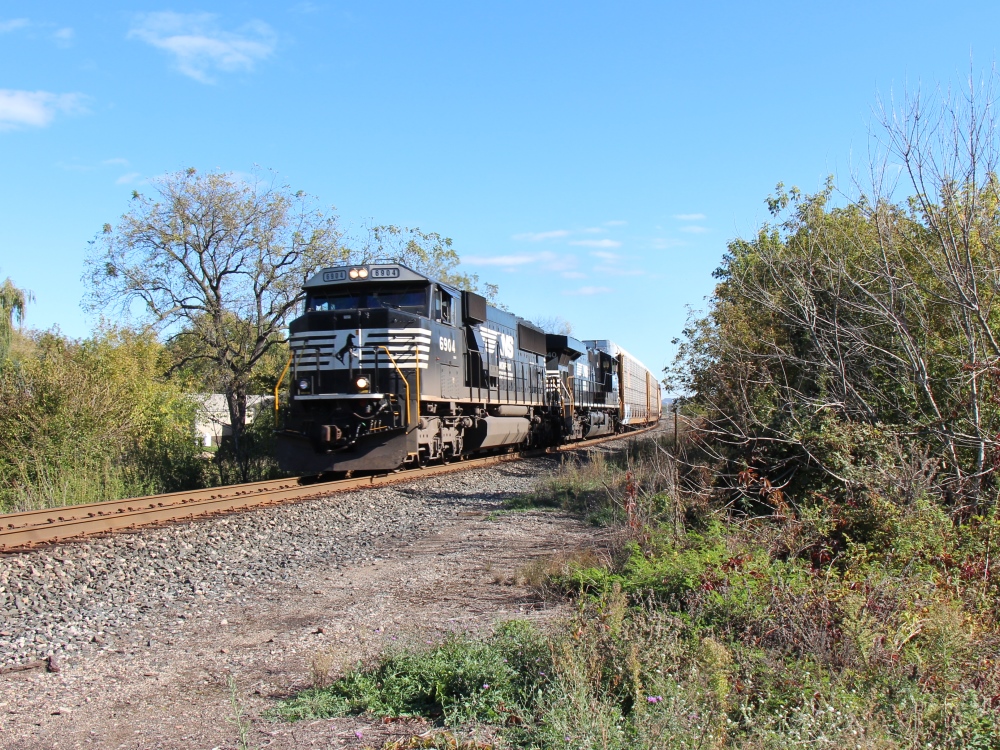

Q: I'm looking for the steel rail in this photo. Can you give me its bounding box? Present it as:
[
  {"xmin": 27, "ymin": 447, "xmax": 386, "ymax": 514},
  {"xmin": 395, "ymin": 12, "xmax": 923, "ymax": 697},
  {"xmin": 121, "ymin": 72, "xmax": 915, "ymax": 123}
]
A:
[
  {"xmin": 1, "ymin": 477, "xmax": 306, "ymax": 532},
  {"xmin": 0, "ymin": 424, "xmax": 660, "ymax": 553}
]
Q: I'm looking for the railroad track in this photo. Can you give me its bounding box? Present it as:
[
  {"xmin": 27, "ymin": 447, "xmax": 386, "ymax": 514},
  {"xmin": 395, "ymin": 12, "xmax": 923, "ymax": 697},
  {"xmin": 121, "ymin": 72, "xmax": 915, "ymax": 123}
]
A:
[{"xmin": 0, "ymin": 426, "xmax": 659, "ymax": 552}]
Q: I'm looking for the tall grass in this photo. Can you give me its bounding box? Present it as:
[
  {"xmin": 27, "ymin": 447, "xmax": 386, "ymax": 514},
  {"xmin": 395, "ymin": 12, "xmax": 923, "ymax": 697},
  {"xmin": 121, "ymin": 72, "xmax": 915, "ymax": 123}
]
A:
[
  {"xmin": 276, "ymin": 435, "xmax": 1000, "ymax": 748},
  {"xmin": 0, "ymin": 329, "xmax": 206, "ymax": 512},
  {"xmin": 3, "ymin": 452, "xmax": 158, "ymax": 512}
]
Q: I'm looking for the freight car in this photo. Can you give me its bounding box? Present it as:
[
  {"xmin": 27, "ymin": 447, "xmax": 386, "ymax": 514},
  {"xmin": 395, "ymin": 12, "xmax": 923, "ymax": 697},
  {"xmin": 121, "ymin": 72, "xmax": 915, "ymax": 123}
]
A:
[{"xmin": 274, "ymin": 261, "xmax": 661, "ymax": 474}]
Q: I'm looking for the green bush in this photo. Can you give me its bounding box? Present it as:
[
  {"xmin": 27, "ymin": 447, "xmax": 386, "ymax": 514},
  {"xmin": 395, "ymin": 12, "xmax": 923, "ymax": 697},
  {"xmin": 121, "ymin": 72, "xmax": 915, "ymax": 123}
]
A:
[
  {"xmin": 275, "ymin": 621, "xmax": 551, "ymax": 725},
  {"xmin": 275, "ymin": 436, "xmax": 1000, "ymax": 748},
  {"xmin": 212, "ymin": 405, "xmax": 285, "ymax": 485},
  {"xmin": 0, "ymin": 327, "xmax": 205, "ymax": 511}
]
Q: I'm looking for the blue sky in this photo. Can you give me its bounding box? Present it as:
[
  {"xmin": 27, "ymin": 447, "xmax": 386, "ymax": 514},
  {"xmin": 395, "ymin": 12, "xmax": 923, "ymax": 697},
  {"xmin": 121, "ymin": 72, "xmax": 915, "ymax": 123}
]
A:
[{"xmin": 2, "ymin": 2, "xmax": 999, "ymax": 379}]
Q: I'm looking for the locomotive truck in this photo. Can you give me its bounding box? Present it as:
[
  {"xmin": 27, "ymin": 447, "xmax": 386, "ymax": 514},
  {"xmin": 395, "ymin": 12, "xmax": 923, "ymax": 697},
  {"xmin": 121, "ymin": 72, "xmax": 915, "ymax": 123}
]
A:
[{"xmin": 274, "ymin": 261, "xmax": 661, "ymax": 474}]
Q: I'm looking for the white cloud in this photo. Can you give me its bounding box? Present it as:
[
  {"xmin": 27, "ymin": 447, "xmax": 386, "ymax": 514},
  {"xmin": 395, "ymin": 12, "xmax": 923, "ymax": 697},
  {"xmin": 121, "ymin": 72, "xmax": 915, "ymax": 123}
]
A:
[
  {"xmin": 679, "ymin": 225, "xmax": 709, "ymax": 234},
  {"xmin": 465, "ymin": 251, "xmax": 579, "ymax": 275},
  {"xmin": 564, "ymin": 286, "xmax": 613, "ymax": 296},
  {"xmin": 463, "ymin": 254, "xmax": 539, "ymax": 267},
  {"xmin": 561, "ymin": 271, "xmax": 586, "ymax": 279},
  {"xmin": 570, "ymin": 238, "xmax": 622, "ymax": 249},
  {"xmin": 512, "ymin": 229, "xmax": 570, "ymax": 242},
  {"xmin": 543, "ymin": 254, "xmax": 579, "ymax": 272},
  {"xmin": 595, "ymin": 266, "xmax": 642, "ymax": 276},
  {"xmin": 590, "ymin": 250, "xmax": 619, "ymax": 261},
  {"xmin": 604, "ymin": 220, "xmax": 627, "ymax": 226},
  {"xmin": 102, "ymin": 157, "xmax": 130, "ymax": 166},
  {"xmin": 128, "ymin": 12, "xmax": 276, "ymax": 84},
  {"xmin": 53, "ymin": 27, "xmax": 74, "ymax": 46},
  {"xmin": 0, "ymin": 18, "xmax": 29, "ymax": 33},
  {"xmin": 583, "ymin": 227, "xmax": 605, "ymax": 233},
  {"xmin": 674, "ymin": 213, "xmax": 706, "ymax": 221},
  {"xmin": 115, "ymin": 172, "xmax": 142, "ymax": 185},
  {"xmin": 0, "ymin": 89, "xmax": 85, "ymax": 131}
]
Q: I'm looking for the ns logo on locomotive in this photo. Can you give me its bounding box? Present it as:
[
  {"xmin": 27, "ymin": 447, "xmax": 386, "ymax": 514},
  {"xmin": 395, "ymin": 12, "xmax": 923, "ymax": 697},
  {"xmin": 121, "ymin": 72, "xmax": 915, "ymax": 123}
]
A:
[{"xmin": 275, "ymin": 261, "xmax": 662, "ymax": 474}]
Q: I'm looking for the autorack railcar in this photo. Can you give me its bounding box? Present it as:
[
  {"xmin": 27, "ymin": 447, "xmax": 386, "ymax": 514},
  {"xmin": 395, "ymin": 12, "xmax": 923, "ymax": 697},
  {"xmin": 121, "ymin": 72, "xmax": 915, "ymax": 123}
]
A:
[{"xmin": 274, "ymin": 261, "xmax": 660, "ymax": 474}]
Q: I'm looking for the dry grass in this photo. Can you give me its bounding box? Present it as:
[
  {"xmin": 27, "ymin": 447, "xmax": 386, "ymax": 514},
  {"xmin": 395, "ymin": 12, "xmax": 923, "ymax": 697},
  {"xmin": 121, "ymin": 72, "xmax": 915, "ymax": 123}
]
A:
[
  {"xmin": 515, "ymin": 547, "xmax": 610, "ymax": 596},
  {"xmin": 309, "ymin": 648, "xmax": 338, "ymax": 689}
]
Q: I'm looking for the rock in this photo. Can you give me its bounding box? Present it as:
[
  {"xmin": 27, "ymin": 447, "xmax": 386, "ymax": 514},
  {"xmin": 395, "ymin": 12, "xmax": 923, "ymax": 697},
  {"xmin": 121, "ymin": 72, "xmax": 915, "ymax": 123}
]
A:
[{"xmin": 0, "ymin": 457, "xmax": 562, "ymax": 666}]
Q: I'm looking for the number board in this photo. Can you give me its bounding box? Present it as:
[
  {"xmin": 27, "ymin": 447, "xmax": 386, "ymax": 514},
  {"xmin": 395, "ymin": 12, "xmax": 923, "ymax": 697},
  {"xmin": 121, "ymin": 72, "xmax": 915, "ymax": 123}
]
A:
[
  {"xmin": 369, "ymin": 267, "xmax": 400, "ymax": 279},
  {"xmin": 322, "ymin": 270, "xmax": 348, "ymax": 282}
]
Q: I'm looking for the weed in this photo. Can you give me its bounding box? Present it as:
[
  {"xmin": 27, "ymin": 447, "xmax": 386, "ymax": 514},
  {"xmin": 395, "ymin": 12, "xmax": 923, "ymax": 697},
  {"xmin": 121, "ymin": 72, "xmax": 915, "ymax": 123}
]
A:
[
  {"xmin": 278, "ymin": 436, "xmax": 1000, "ymax": 748},
  {"xmin": 226, "ymin": 674, "xmax": 254, "ymax": 750},
  {"xmin": 380, "ymin": 730, "xmax": 499, "ymax": 749},
  {"xmin": 516, "ymin": 548, "xmax": 607, "ymax": 597},
  {"xmin": 309, "ymin": 648, "xmax": 337, "ymax": 689},
  {"xmin": 274, "ymin": 621, "xmax": 551, "ymax": 726}
]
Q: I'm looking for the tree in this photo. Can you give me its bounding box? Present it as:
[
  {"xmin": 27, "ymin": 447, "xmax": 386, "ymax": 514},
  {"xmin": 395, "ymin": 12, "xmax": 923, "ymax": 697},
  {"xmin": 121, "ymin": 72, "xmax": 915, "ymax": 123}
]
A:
[
  {"xmin": 534, "ymin": 316, "xmax": 574, "ymax": 335},
  {"xmin": 354, "ymin": 224, "xmax": 499, "ymax": 301},
  {"xmin": 0, "ymin": 276, "xmax": 31, "ymax": 360},
  {"xmin": 0, "ymin": 327, "xmax": 202, "ymax": 511},
  {"xmin": 671, "ymin": 71, "xmax": 1000, "ymax": 504},
  {"xmin": 85, "ymin": 168, "xmax": 344, "ymax": 480}
]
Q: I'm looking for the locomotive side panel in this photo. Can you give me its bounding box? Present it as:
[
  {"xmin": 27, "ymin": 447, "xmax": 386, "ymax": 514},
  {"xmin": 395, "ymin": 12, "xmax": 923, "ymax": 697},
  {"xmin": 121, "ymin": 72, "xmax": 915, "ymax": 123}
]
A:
[{"xmin": 462, "ymin": 305, "xmax": 547, "ymax": 408}]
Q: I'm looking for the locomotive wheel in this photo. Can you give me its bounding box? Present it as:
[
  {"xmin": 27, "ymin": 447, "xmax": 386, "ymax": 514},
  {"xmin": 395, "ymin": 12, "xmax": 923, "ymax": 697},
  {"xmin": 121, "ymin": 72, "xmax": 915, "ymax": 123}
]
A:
[
  {"xmin": 417, "ymin": 451, "xmax": 429, "ymax": 468},
  {"xmin": 441, "ymin": 445, "xmax": 453, "ymax": 464}
]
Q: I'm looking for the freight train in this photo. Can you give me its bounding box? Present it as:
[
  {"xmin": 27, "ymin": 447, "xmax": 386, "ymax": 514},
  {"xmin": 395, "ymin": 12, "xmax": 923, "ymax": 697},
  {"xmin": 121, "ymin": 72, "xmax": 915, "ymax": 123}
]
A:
[{"xmin": 274, "ymin": 261, "xmax": 661, "ymax": 474}]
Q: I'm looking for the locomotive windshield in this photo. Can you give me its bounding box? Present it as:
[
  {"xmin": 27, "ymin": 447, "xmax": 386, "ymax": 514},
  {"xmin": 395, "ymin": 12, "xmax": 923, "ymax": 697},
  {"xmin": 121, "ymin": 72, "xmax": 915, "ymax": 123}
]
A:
[{"xmin": 306, "ymin": 284, "xmax": 428, "ymax": 314}]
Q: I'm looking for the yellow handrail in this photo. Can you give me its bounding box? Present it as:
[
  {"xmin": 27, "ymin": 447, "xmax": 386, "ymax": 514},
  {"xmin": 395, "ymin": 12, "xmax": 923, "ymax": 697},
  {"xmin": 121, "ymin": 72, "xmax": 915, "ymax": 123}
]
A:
[
  {"xmin": 379, "ymin": 346, "xmax": 411, "ymax": 427},
  {"xmin": 279, "ymin": 343, "xmax": 418, "ymax": 429},
  {"xmin": 274, "ymin": 354, "xmax": 293, "ymax": 415},
  {"xmin": 415, "ymin": 345, "xmax": 420, "ymax": 423}
]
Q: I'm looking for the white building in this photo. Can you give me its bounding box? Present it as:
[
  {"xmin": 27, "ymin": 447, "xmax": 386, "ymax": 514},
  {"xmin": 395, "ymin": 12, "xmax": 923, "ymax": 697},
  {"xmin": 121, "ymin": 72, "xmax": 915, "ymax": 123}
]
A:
[{"xmin": 193, "ymin": 394, "xmax": 273, "ymax": 447}]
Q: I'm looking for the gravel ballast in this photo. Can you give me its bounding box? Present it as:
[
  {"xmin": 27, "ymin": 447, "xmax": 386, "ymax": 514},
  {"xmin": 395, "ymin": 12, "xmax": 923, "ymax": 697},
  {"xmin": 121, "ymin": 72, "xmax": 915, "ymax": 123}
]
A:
[{"xmin": 0, "ymin": 457, "xmax": 560, "ymax": 669}]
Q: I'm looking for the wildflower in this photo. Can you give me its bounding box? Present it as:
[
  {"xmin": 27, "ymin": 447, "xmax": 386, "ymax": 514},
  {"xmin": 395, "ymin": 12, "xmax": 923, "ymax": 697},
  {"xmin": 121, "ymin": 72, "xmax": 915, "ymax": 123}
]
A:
[
  {"xmin": 647, "ymin": 695, "xmax": 663, "ymax": 703},
  {"xmin": 354, "ymin": 730, "xmax": 363, "ymax": 739},
  {"xmin": 483, "ymin": 683, "xmax": 489, "ymax": 689}
]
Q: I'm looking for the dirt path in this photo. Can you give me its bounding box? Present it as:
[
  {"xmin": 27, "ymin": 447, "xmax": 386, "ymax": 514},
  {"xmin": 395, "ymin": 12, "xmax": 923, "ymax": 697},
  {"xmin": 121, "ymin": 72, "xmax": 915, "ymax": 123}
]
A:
[{"xmin": 1, "ymin": 502, "xmax": 604, "ymax": 749}]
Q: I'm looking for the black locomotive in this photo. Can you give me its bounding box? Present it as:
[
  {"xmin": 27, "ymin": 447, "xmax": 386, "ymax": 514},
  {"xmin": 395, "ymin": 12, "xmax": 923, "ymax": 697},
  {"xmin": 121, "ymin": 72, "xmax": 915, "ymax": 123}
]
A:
[{"xmin": 274, "ymin": 261, "xmax": 661, "ymax": 474}]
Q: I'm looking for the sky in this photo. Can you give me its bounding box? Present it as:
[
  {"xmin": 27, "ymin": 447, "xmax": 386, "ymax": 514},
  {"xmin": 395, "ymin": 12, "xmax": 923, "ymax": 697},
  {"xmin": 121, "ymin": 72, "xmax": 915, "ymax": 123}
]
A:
[{"xmin": 2, "ymin": 2, "xmax": 1000, "ymax": 381}]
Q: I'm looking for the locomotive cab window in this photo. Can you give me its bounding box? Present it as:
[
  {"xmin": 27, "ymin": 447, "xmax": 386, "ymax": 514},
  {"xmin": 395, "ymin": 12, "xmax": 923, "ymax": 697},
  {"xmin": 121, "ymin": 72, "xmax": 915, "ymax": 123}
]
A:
[
  {"xmin": 308, "ymin": 292, "xmax": 362, "ymax": 311},
  {"xmin": 371, "ymin": 285, "xmax": 429, "ymax": 313},
  {"xmin": 433, "ymin": 290, "xmax": 454, "ymax": 324},
  {"xmin": 307, "ymin": 284, "xmax": 429, "ymax": 315}
]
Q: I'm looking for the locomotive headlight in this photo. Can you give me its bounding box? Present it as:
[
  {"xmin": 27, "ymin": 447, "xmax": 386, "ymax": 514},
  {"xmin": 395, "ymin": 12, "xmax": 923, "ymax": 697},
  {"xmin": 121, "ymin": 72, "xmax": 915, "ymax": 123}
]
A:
[
  {"xmin": 357, "ymin": 267, "xmax": 369, "ymax": 278},
  {"xmin": 298, "ymin": 378, "xmax": 311, "ymax": 392},
  {"xmin": 348, "ymin": 268, "xmax": 360, "ymax": 279},
  {"xmin": 355, "ymin": 376, "xmax": 370, "ymax": 391}
]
